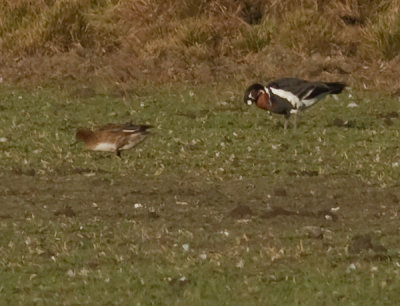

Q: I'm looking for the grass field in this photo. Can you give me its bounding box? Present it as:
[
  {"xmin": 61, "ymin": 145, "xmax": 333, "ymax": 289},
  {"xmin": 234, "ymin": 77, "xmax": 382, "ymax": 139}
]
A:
[{"xmin": 1, "ymin": 83, "xmax": 400, "ymax": 304}]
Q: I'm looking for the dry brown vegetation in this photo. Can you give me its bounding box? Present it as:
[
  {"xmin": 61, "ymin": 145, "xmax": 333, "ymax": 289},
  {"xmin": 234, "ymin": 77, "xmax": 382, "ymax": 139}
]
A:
[{"xmin": 1, "ymin": 0, "xmax": 400, "ymax": 91}]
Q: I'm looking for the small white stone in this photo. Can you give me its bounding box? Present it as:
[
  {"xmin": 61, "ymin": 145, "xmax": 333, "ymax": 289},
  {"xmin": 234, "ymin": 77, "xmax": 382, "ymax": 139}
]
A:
[
  {"xmin": 0, "ymin": 137, "xmax": 7, "ymax": 143},
  {"xmin": 346, "ymin": 263, "xmax": 356, "ymax": 273},
  {"xmin": 199, "ymin": 254, "xmax": 207, "ymax": 260},
  {"xmin": 83, "ymin": 172, "xmax": 96, "ymax": 177},
  {"xmin": 236, "ymin": 259, "xmax": 244, "ymax": 268},
  {"xmin": 371, "ymin": 266, "xmax": 378, "ymax": 272},
  {"xmin": 347, "ymin": 102, "xmax": 358, "ymax": 108},
  {"xmin": 331, "ymin": 207, "xmax": 340, "ymax": 212},
  {"xmin": 134, "ymin": 203, "xmax": 143, "ymax": 208},
  {"xmin": 79, "ymin": 268, "xmax": 89, "ymax": 277},
  {"xmin": 392, "ymin": 162, "xmax": 399, "ymax": 168},
  {"xmin": 176, "ymin": 201, "xmax": 188, "ymax": 205},
  {"xmin": 66, "ymin": 269, "xmax": 75, "ymax": 277},
  {"xmin": 182, "ymin": 244, "xmax": 190, "ymax": 252}
]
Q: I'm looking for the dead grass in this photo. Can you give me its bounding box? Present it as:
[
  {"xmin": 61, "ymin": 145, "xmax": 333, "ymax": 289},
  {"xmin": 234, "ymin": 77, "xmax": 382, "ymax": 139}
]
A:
[{"xmin": 1, "ymin": 0, "xmax": 400, "ymax": 91}]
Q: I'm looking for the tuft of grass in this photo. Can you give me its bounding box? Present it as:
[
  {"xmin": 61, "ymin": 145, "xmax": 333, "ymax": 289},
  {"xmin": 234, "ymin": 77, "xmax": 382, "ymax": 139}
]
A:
[
  {"xmin": 277, "ymin": 8, "xmax": 337, "ymax": 55},
  {"xmin": 43, "ymin": 1, "xmax": 92, "ymax": 51},
  {"xmin": 365, "ymin": 13, "xmax": 400, "ymax": 60},
  {"xmin": 237, "ymin": 20, "xmax": 274, "ymax": 53},
  {"xmin": 181, "ymin": 21, "xmax": 220, "ymax": 48}
]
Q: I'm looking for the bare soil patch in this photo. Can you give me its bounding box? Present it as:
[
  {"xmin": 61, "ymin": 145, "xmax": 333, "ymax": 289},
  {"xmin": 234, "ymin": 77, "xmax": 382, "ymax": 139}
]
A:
[{"xmin": 2, "ymin": 171, "xmax": 399, "ymax": 253}]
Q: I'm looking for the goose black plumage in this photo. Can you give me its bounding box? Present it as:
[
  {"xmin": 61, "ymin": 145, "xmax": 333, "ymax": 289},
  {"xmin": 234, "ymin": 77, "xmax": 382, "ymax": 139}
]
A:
[{"xmin": 244, "ymin": 78, "xmax": 346, "ymax": 130}]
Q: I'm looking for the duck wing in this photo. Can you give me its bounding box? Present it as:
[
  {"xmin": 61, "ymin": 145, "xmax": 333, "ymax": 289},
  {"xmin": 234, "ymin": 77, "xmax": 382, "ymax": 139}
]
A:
[{"xmin": 97, "ymin": 123, "xmax": 152, "ymax": 134}]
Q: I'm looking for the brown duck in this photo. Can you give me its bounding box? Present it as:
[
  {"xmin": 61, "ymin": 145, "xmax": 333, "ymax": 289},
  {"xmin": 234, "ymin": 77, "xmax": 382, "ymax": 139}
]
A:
[{"xmin": 75, "ymin": 123, "xmax": 152, "ymax": 157}]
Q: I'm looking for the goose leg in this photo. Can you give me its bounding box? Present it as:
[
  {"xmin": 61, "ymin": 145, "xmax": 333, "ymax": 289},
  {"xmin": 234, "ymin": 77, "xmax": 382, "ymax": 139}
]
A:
[
  {"xmin": 290, "ymin": 110, "xmax": 298, "ymax": 130},
  {"xmin": 284, "ymin": 113, "xmax": 290, "ymax": 132}
]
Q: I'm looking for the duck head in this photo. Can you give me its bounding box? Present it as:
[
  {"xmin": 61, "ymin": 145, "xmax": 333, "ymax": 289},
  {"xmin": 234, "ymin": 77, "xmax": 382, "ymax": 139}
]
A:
[{"xmin": 75, "ymin": 128, "xmax": 93, "ymax": 143}]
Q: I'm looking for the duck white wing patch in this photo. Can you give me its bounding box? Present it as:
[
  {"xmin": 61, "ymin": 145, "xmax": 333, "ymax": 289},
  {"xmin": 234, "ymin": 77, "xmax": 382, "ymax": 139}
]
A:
[
  {"xmin": 269, "ymin": 87, "xmax": 301, "ymax": 108},
  {"xmin": 94, "ymin": 142, "xmax": 117, "ymax": 152}
]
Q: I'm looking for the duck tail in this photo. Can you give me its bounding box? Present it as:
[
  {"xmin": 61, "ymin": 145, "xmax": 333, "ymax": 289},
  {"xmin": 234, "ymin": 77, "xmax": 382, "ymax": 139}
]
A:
[
  {"xmin": 123, "ymin": 123, "xmax": 153, "ymax": 132},
  {"xmin": 137, "ymin": 124, "xmax": 153, "ymax": 132}
]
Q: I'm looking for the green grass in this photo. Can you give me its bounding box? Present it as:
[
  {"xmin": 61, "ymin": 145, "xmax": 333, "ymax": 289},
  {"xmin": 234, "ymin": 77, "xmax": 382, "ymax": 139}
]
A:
[
  {"xmin": 1, "ymin": 83, "xmax": 400, "ymax": 304},
  {"xmin": 0, "ymin": 83, "xmax": 399, "ymax": 184}
]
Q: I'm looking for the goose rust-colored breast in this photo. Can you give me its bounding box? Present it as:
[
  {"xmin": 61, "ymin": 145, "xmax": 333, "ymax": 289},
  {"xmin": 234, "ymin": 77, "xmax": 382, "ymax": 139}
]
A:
[{"xmin": 255, "ymin": 92, "xmax": 271, "ymax": 111}]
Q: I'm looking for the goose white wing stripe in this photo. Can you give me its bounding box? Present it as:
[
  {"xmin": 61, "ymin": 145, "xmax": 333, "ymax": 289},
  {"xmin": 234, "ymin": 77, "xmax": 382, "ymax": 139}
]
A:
[
  {"xmin": 303, "ymin": 88, "xmax": 329, "ymax": 101},
  {"xmin": 301, "ymin": 92, "xmax": 329, "ymax": 108},
  {"xmin": 302, "ymin": 88, "xmax": 315, "ymax": 100},
  {"xmin": 269, "ymin": 87, "xmax": 301, "ymax": 108},
  {"xmin": 301, "ymin": 98, "xmax": 319, "ymax": 108}
]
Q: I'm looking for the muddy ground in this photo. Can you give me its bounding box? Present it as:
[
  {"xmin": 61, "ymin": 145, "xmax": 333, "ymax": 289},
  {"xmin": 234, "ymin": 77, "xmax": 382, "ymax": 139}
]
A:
[{"xmin": 3, "ymin": 171, "xmax": 398, "ymax": 254}]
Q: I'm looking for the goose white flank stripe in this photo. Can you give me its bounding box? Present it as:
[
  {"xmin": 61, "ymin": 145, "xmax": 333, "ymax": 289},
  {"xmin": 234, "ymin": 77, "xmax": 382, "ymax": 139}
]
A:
[
  {"xmin": 269, "ymin": 87, "xmax": 301, "ymax": 108},
  {"xmin": 244, "ymin": 78, "xmax": 346, "ymax": 130}
]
